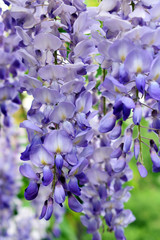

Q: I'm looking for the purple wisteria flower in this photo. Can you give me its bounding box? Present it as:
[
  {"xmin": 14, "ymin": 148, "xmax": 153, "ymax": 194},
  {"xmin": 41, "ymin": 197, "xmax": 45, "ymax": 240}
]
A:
[{"xmin": 2, "ymin": 0, "xmax": 160, "ymax": 239}]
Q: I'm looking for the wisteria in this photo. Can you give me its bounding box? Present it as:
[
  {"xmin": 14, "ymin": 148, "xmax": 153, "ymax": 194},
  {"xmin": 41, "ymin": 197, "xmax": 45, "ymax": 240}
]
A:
[{"xmin": 1, "ymin": 0, "xmax": 160, "ymax": 239}]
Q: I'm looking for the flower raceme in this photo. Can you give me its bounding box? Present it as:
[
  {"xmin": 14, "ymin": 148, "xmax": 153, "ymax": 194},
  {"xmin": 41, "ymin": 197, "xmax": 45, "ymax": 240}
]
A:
[{"xmin": 1, "ymin": 0, "xmax": 160, "ymax": 240}]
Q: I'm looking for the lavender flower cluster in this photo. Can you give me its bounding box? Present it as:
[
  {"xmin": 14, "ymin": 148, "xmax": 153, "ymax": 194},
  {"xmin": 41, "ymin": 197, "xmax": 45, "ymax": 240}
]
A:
[
  {"xmin": 1, "ymin": 0, "xmax": 160, "ymax": 239},
  {"xmin": 0, "ymin": 127, "xmax": 19, "ymax": 237},
  {"xmin": 0, "ymin": 123, "xmax": 49, "ymax": 239}
]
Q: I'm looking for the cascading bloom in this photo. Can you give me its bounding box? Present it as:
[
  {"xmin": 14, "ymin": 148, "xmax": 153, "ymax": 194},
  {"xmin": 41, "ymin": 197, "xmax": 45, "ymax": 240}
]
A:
[
  {"xmin": 95, "ymin": 0, "xmax": 160, "ymax": 178},
  {"xmin": 0, "ymin": 124, "xmax": 20, "ymax": 237},
  {"xmin": 2, "ymin": 0, "xmax": 160, "ymax": 240},
  {"xmin": 4, "ymin": 0, "xmax": 97, "ymax": 224},
  {"xmin": 0, "ymin": 13, "xmax": 24, "ymax": 127}
]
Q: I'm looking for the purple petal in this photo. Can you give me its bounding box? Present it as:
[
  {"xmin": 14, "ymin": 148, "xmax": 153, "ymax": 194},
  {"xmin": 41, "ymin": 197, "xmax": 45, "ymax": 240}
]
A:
[
  {"xmin": 111, "ymin": 146, "xmax": 122, "ymax": 158},
  {"xmin": 4, "ymin": 115, "xmax": 10, "ymax": 127},
  {"xmin": 150, "ymin": 148, "xmax": 160, "ymax": 167},
  {"xmin": 124, "ymin": 48, "xmax": 152, "ymax": 73},
  {"xmin": 102, "ymin": 76, "xmax": 127, "ymax": 93},
  {"xmin": 92, "ymin": 231, "xmax": 101, "ymax": 240},
  {"xmin": 108, "ymin": 39, "xmax": 134, "ymax": 62},
  {"xmin": 73, "ymin": 130, "xmax": 93, "ymax": 147},
  {"xmin": 76, "ymin": 172, "xmax": 88, "ymax": 185},
  {"xmin": 44, "ymin": 197, "xmax": 53, "ymax": 221},
  {"xmin": 123, "ymin": 105, "xmax": 130, "ymax": 121},
  {"xmin": 134, "ymin": 139, "xmax": 140, "ymax": 160},
  {"xmin": 68, "ymin": 195, "xmax": 83, "ymax": 212},
  {"xmin": 87, "ymin": 218, "xmax": 98, "ymax": 233},
  {"xmin": 74, "ymin": 39, "xmax": 96, "ymax": 60},
  {"xmin": 111, "ymin": 157, "xmax": 126, "ymax": 173},
  {"xmin": 105, "ymin": 212, "xmax": 113, "ymax": 227},
  {"xmin": 119, "ymin": 65, "xmax": 130, "ymax": 84},
  {"xmin": 109, "ymin": 121, "xmax": 122, "ymax": 140},
  {"xmin": 42, "ymin": 166, "xmax": 53, "ymax": 186},
  {"xmin": 65, "ymin": 152, "xmax": 78, "ymax": 166},
  {"xmin": 62, "ymin": 121, "xmax": 75, "ymax": 137},
  {"xmin": 99, "ymin": 111, "xmax": 116, "ymax": 133},
  {"xmin": 24, "ymin": 181, "xmax": 39, "ymax": 201},
  {"xmin": 150, "ymin": 139, "xmax": 158, "ymax": 152},
  {"xmin": 20, "ymin": 145, "xmax": 30, "ymax": 161},
  {"xmin": 61, "ymin": 79, "xmax": 84, "ymax": 94},
  {"xmin": 123, "ymin": 128, "xmax": 133, "ymax": 153},
  {"xmin": 69, "ymin": 158, "xmax": 88, "ymax": 176},
  {"xmin": 55, "ymin": 154, "xmax": 63, "ymax": 173},
  {"xmin": 115, "ymin": 227, "xmax": 125, "ymax": 240},
  {"xmin": 121, "ymin": 97, "xmax": 135, "ymax": 109},
  {"xmin": 0, "ymin": 86, "xmax": 17, "ymax": 101},
  {"xmin": 18, "ymin": 49, "xmax": 38, "ymax": 66},
  {"xmin": 34, "ymin": 33, "xmax": 61, "ymax": 51},
  {"xmin": 33, "ymin": 87, "xmax": 63, "ymax": 105},
  {"xmin": 11, "ymin": 8, "xmax": 36, "ymax": 28},
  {"xmin": 50, "ymin": 102, "xmax": 75, "ymax": 123},
  {"xmin": 20, "ymin": 120, "xmax": 43, "ymax": 133},
  {"xmin": 76, "ymin": 112, "xmax": 90, "ymax": 130},
  {"xmin": 148, "ymin": 82, "xmax": 160, "ymax": 101},
  {"xmin": 19, "ymin": 163, "xmax": 38, "ymax": 180},
  {"xmin": 113, "ymin": 100, "xmax": 123, "ymax": 117},
  {"xmin": 38, "ymin": 65, "xmax": 66, "ymax": 81},
  {"xmin": 76, "ymin": 91, "xmax": 92, "ymax": 113},
  {"xmin": 39, "ymin": 200, "xmax": 47, "ymax": 220},
  {"xmin": 44, "ymin": 130, "xmax": 72, "ymax": 154},
  {"xmin": 152, "ymin": 165, "xmax": 160, "ymax": 173},
  {"xmin": 30, "ymin": 145, "xmax": 54, "ymax": 167},
  {"xmin": 54, "ymin": 182, "xmax": 65, "ymax": 204},
  {"xmin": 133, "ymin": 102, "xmax": 142, "ymax": 125},
  {"xmin": 149, "ymin": 56, "xmax": 160, "ymax": 81},
  {"xmin": 68, "ymin": 177, "xmax": 81, "ymax": 196},
  {"xmin": 20, "ymin": 75, "xmax": 42, "ymax": 91},
  {"xmin": 137, "ymin": 162, "xmax": 148, "ymax": 178},
  {"xmin": 98, "ymin": 184, "xmax": 107, "ymax": 200},
  {"xmin": 16, "ymin": 26, "xmax": 31, "ymax": 45},
  {"xmin": 136, "ymin": 74, "xmax": 145, "ymax": 94}
]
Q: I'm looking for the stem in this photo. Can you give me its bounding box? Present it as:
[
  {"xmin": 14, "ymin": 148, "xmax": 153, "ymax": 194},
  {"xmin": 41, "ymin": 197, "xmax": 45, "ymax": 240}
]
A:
[
  {"xmin": 140, "ymin": 140, "xmax": 150, "ymax": 148},
  {"xmin": 102, "ymin": 69, "xmax": 107, "ymax": 115},
  {"xmin": 140, "ymin": 125, "xmax": 159, "ymax": 131},
  {"xmin": 138, "ymin": 125, "xmax": 143, "ymax": 164},
  {"xmin": 60, "ymin": 33, "xmax": 73, "ymax": 43},
  {"xmin": 140, "ymin": 102, "xmax": 155, "ymax": 111},
  {"xmin": 136, "ymin": 89, "xmax": 139, "ymax": 100},
  {"xmin": 126, "ymin": 116, "xmax": 133, "ymax": 119},
  {"xmin": 141, "ymin": 136, "xmax": 151, "ymax": 140},
  {"xmin": 52, "ymin": 156, "xmax": 57, "ymax": 192},
  {"xmin": 54, "ymin": 51, "xmax": 58, "ymax": 65}
]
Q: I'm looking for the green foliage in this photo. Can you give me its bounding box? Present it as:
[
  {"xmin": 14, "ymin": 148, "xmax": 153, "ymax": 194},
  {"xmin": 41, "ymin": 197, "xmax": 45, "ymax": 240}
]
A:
[{"xmin": 85, "ymin": 0, "xmax": 99, "ymax": 7}]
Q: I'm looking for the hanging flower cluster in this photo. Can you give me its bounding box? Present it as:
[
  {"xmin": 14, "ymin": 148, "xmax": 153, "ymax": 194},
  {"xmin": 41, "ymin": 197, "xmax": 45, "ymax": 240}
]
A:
[
  {"xmin": 1, "ymin": 0, "xmax": 160, "ymax": 240},
  {"xmin": 0, "ymin": 123, "xmax": 49, "ymax": 239},
  {"xmin": 0, "ymin": 127, "xmax": 19, "ymax": 237}
]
